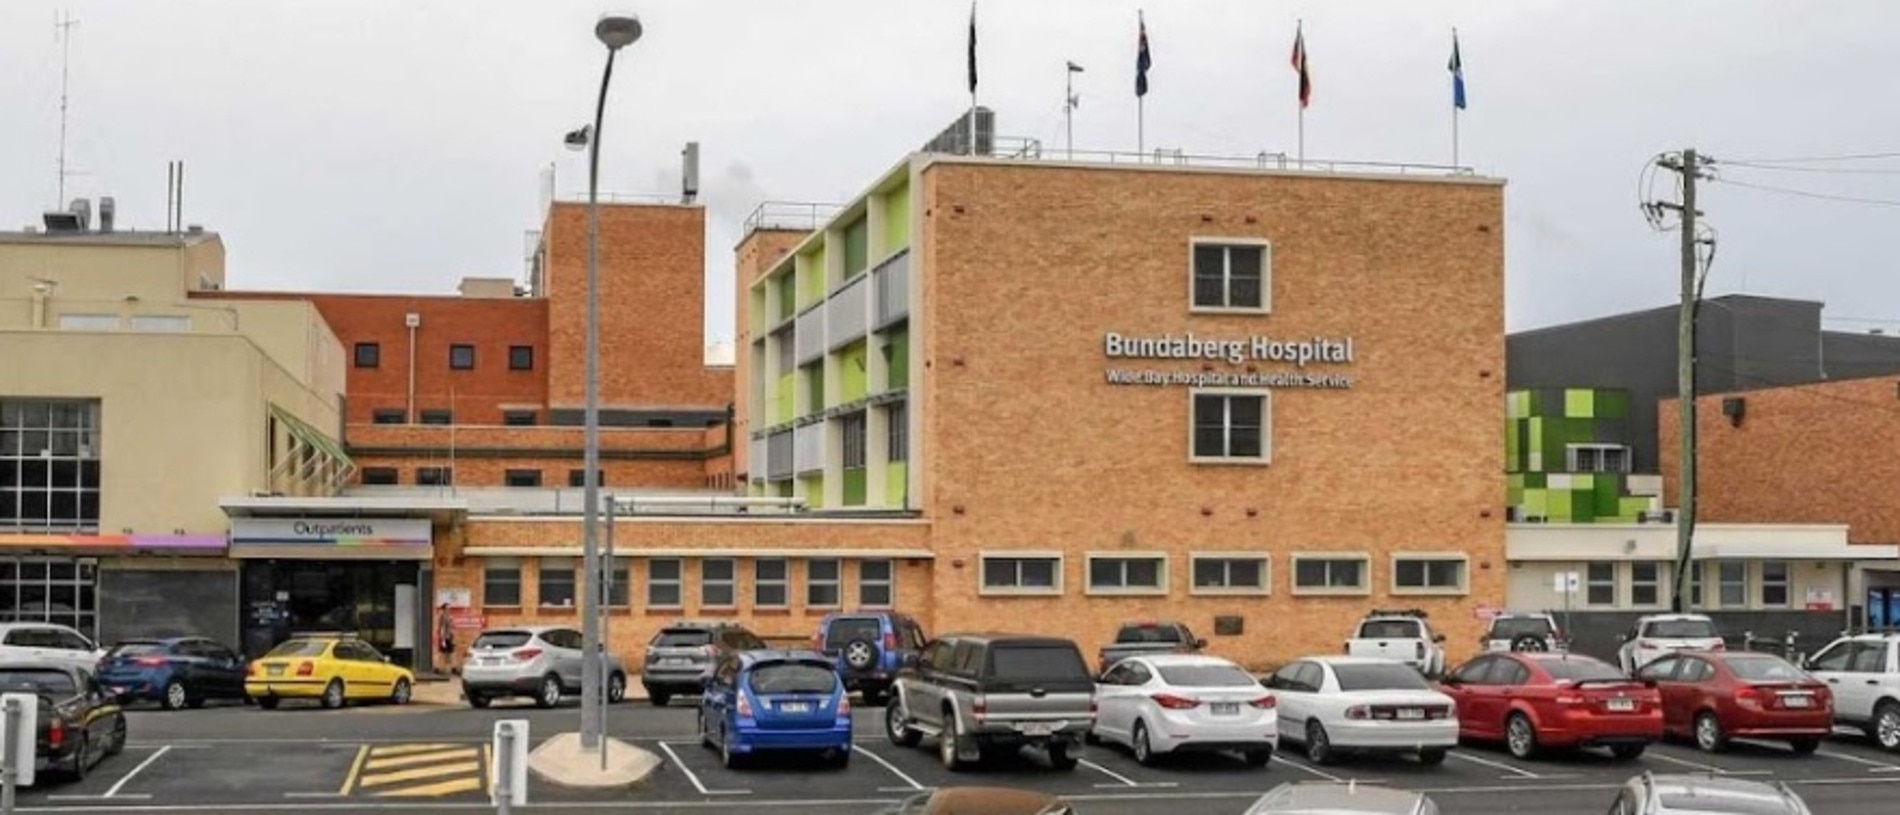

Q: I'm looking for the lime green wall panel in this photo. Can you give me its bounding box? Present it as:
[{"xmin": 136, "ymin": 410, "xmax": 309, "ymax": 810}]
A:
[
  {"xmin": 1505, "ymin": 420, "xmax": 1520, "ymax": 472},
  {"xmin": 883, "ymin": 185, "xmax": 911, "ymax": 252},
  {"xmin": 774, "ymin": 273, "xmax": 796, "ymax": 321},
  {"xmin": 1528, "ymin": 417, "xmax": 1544, "ymax": 458},
  {"xmin": 839, "ymin": 341, "xmax": 869, "ymax": 402},
  {"xmin": 841, "ymin": 468, "xmax": 867, "ymax": 506},
  {"xmin": 773, "ymin": 374, "xmax": 794, "ymax": 423},
  {"xmin": 801, "ymin": 476, "xmax": 824, "ymax": 509},
  {"xmin": 843, "ymin": 217, "xmax": 869, "ymax": 280},
  {"xmin": 885, "ymin": 461, "xmax": 908, "ymax": 507},
  {"xmin": 798, "ymin": 248, "xmax": 826, "ymax": 307},
  {"xmin": 883, "ymin": 330, "xmax": 910, "ymax": 390},
  {"xmin": 1618, "ymin": 497, "xmax": 1650, "ymax": 517},
  {"xmin": 1548, "ymin": 490, "xmax": 1574, "ymax": 519},
  {"xmin": 804, "ymin": 364, "xmax": 824, "ymax": 415},
  {"xmin": 1524, "ymin": 490, "xmax": 1549, "ymax": 515},
  {"xmin": 1565, "ymin": 388, "xmax": 1595, "ymax": 418}
]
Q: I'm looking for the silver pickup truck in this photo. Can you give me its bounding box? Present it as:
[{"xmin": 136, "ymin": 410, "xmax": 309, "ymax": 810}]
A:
[{"xmin": 885, "ymin": 633, "xmax": 1097, "ymax": 771}]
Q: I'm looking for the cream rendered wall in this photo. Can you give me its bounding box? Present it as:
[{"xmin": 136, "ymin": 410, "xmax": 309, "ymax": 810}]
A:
[{"xmin": 1507, "ymin": 560, "xmax": 1845, "ymax": 612}]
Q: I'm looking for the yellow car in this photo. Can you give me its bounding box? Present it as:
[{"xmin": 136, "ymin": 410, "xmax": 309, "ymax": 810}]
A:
[{"xmin": 245, "ymin": 636, "xmax": 415, "ymax": 710}]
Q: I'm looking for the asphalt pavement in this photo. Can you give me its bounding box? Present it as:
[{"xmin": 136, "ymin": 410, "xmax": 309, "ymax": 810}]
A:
[{"xmin": 7, "ymin": 693, "xmax": 1899, "ymax": 814}]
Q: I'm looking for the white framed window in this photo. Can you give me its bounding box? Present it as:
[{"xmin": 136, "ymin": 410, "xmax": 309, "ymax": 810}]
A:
[
  {"xmin": 859, "ymin": 560, "xmax": 893, "ymax": 608},
  {"xmin": 807, "ymin": 558, "xmax": 841, "ymax": 608},
  {"xmin": 1689, "ymin": 561, "xmax": 1706, "ymax": 608},
  {"xmin": 647, "ymin": 558, "xmax": 682, "ymax": 608},
  {"xmin": 129, "ymin": 315, "xmax": 190, "ymax": 332},
  {"xmin": 1630, "ymin": 561, "xmax": 1665, "ymax": 607},
  {"xmin": 1290, "ymin": 554, "xmax": 1369, "ymax": 596},
  {"xmin": 754, "ymin": 558, "xmax": 788, "ymax": 608},
  {"xmin": 1085, "ymin": 554, "xmax": 1168, "ymax": 596},
  {"xmin": 606, "ymin": 558, "xmax": 630, "ymax": 607},
  {"xmin": 1760, "ymin": 561, "xmax": 1790, "ymax": 608},
  {"xmin": 1189, "ymin": 554, "xmax": 1269, "ymax": 595},
  {"xmin": 1190, "ymin": 389, "xmax": 1271, "ymax": 464},
  {"xmin": 1566, "ymin": 444, "xmax": 1632, "ymax": 474},
  {"xmin": 1717, "ymin": 560, "xmax": 1747, "ymax": 608},
  {"xmin": 701, "ymin": 558, "xmax": 736, "ymax": 608},
  {"xmin": 1392, "ymin": 555, "xmax": 1468, "ymax": 595},
  {"xmin": 1189, "ymin": 238, "xmax": 1270, "ymax": 313},
  {"xmin": 979, "ymin": 553, "xmax": 1063, "ymax": 596},
  {"xmin": 56, "ymin": 314, "xmax": 118, "ymax": 331},
  {"xmin": 482, "ymin": 557, "xmax": 521, "ymax": 607},
  {"xmin": 537, "ymin": 558, "xmax": 576, "ymax": 608},
  {"xmin": 1585, "ymin": 561, "xmax": 1617, "ymax": 606}
]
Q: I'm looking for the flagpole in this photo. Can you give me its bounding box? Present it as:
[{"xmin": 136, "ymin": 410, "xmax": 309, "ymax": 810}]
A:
[
  {"xmin": 1295, "ymin": 19, "xmax": 1305, "ymax": 168},
  {"xmin": 968, "ymin": 1, "xmax": 978, "ymax": 156},
  {"xmin": 1138, "ymin": 97, "xmax": 1145, "ymax": 160},
  {"xmin": 1137, "ymin": 10, "xmax": 1146, "ymax": 162},
  {"xmin": 1451, "ymin": 27, "xmax": 1461, "ymax": 168}
]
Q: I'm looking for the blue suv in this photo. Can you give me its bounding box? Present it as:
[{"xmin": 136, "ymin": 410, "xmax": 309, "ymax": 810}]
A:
[
  {"xmin": 697, "ymin": 650, "xmax": 852, "ymax": 769},
  {"xmin": 813, "ymin": 612, "xmax": 926, "ymax": 706}
]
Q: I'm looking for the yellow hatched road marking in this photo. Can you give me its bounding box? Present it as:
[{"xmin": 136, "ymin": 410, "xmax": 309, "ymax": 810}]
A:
[
  {"xmin": 358, "ymin": 760, "xmax": 483, "ymax": 788},
  {"xmin": 377, "ymin": 777, "xmax": 485, "ymax": 798},
  {"xmin": 483, "ymin": 744, "xmax": 494, "ymax": 797},
  {"xmin": 366, "ymin": 743, "xmax": 463, "ymax": 757},
  {"xmin": 364, "ymin": 748, "xmax": 479, "ymax": 771},
  {"xmin": 338, "ymin": 745, "xmax": 369, "ymax": 795}
]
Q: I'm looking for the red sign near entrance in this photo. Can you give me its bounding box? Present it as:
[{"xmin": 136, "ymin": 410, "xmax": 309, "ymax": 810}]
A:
[{"xmin": 449, "ymin": 610, "xmax": 486, "ymax": 631}]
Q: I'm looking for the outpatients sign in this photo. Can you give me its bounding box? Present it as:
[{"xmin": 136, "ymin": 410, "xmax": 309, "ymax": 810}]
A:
[{"xmin": 1103, "ymin": 331, "xmax": 1356, "ymax": 389}]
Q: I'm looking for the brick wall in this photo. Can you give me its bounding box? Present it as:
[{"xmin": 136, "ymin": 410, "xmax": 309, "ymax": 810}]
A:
[
  {"xmin": 1661, "ymin": 375, "xmax": 1900, "ymax": 544},
  {"xmin": 733, "ymin": 228, "xmax": 810, "ymax": 480}
]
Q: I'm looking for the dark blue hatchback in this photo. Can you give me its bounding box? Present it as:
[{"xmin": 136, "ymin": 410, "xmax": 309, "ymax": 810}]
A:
[
  {"xmin": 95, "ymin": 636, "xmax": 249, "ymax": 710},
  {"xmin": 697, "ymin": 649, "xmax": 852, "ymax": 769}
]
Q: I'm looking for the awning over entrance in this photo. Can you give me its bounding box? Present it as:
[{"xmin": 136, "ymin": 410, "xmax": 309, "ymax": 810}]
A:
[
  {"xmin": 219, "ymin": 496, "xmax": 467, "ymax": 561},
  {"xmin": 269, "ymin": 405, "xmax": 356, "ymax": 495}
]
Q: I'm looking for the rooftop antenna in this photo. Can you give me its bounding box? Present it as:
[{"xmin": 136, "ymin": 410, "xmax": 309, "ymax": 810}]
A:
[{"xmin": 54, "ymin": 8, "xmax": 80, "ymax": 205}]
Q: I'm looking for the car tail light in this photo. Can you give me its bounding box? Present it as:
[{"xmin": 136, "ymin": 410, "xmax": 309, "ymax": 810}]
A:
[
  {"xmin": 1428, "ymin": 704, "xmax": 1453, "ymax": 720},
  {"xmin": 1248, "ymin": 695, "xmax": 1278, "ymax": 710},
  {"xmin": 247, "ymin": 662, "xmax": 258, "ymax": 677},
  {"xmin": 735, "ymin": 693, "xmax": 753, "ymax": 719},
  {"xmin": 1089, "ymin": 696, "xmax": 1099, "ymax": 723},
  {"xmin": 135, "ymin": 656, "xmax": 166, "ymax": 667},
  {"xmin": 1735, "ymin": 688, "xmax": 1764, "ymax": 711},
  {"xmin": 884, "ymin": 633, "xmax": 899, "ymax": 653},
  {"xmin": 972, "ymin": 697, "xmax": 987, "ymax": 723},
  {"xmin": 512, "ymin": 647, "xmax": 543, "ymax": 662},
  {"xmin": 1555, "ymin": 693, "xmax": 1587, "ymax": 706},
  {"xmin": 837, "ymin": 696, "xmax": 852, "ymax": 717},
  {"xmin": 296, "ymin": 661, "xmax": 315, "ymax": 677},
  {"xmin": 47, "ymin": 720, "xmax": 64, "ymax": 750},
  {"xmin": 1416, "ymin": 643, "xmax": 1426, "ymax": 660},
  {"xmin": 1345, "ymin": 705, "xmax": 1370, "ymax": 720},
  {"xmin": 1151, "ymin": 693, "xmax": 1201, "ymax": 710},
  {"xmin": 1638, "ymin": 640, "xmax": 1660, "ymax": 650}
]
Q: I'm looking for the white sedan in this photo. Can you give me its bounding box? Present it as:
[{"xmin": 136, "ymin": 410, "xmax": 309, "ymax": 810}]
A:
[
  {"xmin": 1093, "ymin": 654, "xmax": 1279, "ymax": 766},
  {"xmin": 1265, "ymin": 656, "xmax": 1458, "ymax": 766}
]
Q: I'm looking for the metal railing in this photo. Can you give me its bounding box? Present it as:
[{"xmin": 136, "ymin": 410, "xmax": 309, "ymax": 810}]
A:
[
  {"xmin": 552, "ymin": 190, "xmax": 684, "ymax": 206},
  {"xmin": 1737, "ymin": 629, "xmax": 1805, "ymax": 663},
  {"xmin": 743, "ymin": 201, "xmax": 844, "ymax": 236},
  {"xmin": 962, "ymin": 135, "xmax": 1475, "ymax": 177}
]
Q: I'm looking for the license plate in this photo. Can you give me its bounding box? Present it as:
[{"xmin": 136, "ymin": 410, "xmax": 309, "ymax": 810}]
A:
[
  {"xmin": 1606, "ymin": 698, "xmax": 1635, "ymax": 712},
  {"xmin": 1021, "ymin": 722, "xmax": 1055, "ymax": 737},
  {"xmin": 1782, "ymin": 694, "xmax": 1813, "ymax": 708},
  {"xmin": 267, "ymin": 665, "xmax": 285, "ymax": 676},
  {"xmin": 661, "ymin": 658, "xmax": 692, "ymax": 667},
  {"xmin": 1396, "ymin": 708, "xmax": 1426, "ymax": 720},
  {"xmin": 1211, "ymin": 703, "xmax": 1241, "ymax": 716},
  {"xmin": 778, "ymin": 702, "xmax": 811, "ymax": 713}
]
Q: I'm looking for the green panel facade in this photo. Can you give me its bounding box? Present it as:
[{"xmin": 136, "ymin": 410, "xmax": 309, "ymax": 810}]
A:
[
  {"xmin": 1504, "ymin": 387, "xmax": 1647, "ymax": 523},
  {"xmin": 843, "ymin": 216, "xmax": 870, "ymax": 280},
  {"xmin": 841, "ymin": 468, "xmax": 867, "ymax": 507},
  {"xmin": 883, "ymin": 330, "xmax": 909, "ymax": 390},
  {"xmin": 804, "ymin": 364, "xmax": 825, "ymax": 415},
  {"xmin": 839, "ymin": 341, "xmax": 869, "ymax": 403},
  {"xmin": 882, "ymin": 185, "xmax": 911, "ymax": 253}
]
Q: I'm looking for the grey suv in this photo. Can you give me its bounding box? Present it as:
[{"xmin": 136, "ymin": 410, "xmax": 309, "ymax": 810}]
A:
[
  {"xmin": 641, "ymin": 621, "xmax": 766, "ymax": 706},
  {"xmin": 1607, "ymin": 772, "xmax": 1811, "ymax": 815},
  {"xmin": 461, "ymin": 626, "xmax": 628, "ymax": 708},
  {"xmin": 885, "ymin": 633, "xmax": 1096, "ymax": 771}
]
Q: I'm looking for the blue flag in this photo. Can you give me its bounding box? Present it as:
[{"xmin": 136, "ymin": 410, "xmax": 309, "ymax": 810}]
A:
[
  {"xmin": 1136, "ymin": 17, "xmax": 1152, "ymax": 97},
  {"xmin": 1449, "ymin": 32, "xmax": 1466, "ymax": 110}
]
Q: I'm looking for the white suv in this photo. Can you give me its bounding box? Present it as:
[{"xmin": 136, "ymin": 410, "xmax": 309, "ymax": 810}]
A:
[
  {"xmin": 0, "ymin": 622, "xmax": 105, "ymax": 675},
  {"xmin": 1617, "ymin": 614, "xmax": 1723, "ymax": 674},
  {"xmin": 1804, "ymin": 633, "xmax": 1900, "ymax": 751}
]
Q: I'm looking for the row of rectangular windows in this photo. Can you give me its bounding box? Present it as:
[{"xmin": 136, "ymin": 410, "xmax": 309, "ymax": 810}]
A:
[
  {"xmin": 354, "ymin": 342, "xmax": 534, "ymax": 372},
  {"xmin": 977, "ymin": 553, "xmax": 1470, "ymax": 596},
  {"xmin": 481, "ymin": 557, "xmax": 894, "ymax": 610},
  {"xmin": 362, "ymin": 468, "xmax": 606, "ymax": 487},
  {"xmin": 1578, "ymin": 560, "xmax": 1797, "ymax": 609}
]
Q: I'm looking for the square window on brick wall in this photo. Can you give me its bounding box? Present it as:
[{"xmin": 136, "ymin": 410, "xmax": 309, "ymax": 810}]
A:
[
  {"xmin": 1191, "ymin": 390, "xmax": 1270, "ymax": 463},
  {"xmin": 1190, "ymin": 240, "xmax": 1270, "ymax": 312},
  {"xmin": 755, "ymin": 559, "xmax": 788, "ymax": 608},
  {"xmin": 1392, "ymin": 556, "xmax": 1467, "ymax": 595},
  {"xmin": 1190, "ymin": 555, "xmax": 1269, "ymax": 594},
  {"xmin": 1292, "ymin": 555, "xmax": 1368, "ymax": 595},
  {"xmin": 1087, "ymin": 555, "xmax": 1167, "ymax": 595},
  {"xmin": 980, "ymin": 555, "xmax": 1062, "ymax": 595},
  {"xmin": 449, "ymin": 344, "xmax": 475, "ymax": 370},
  {"xmin": 354, "ymin": 343, "xmax": 380, "ymax": 368}
]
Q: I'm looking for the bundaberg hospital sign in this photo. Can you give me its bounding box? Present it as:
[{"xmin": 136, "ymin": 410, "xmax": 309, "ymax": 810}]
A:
[{"xmin": 1102, "ymin": 331, "xmax": 1356, "ymax": 389}]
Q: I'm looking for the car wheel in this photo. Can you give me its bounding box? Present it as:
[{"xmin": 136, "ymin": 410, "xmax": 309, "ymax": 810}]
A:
[
  {"xmin": 1305, "ymin": 720, "xmax": 1335, "ymax": 765},
  {"xmin": 1789, "ymin": 738, "xmax": 1822, "ymax": 755},
  {"xmin": 1877, "ymin": 701, "xmax": 1900, "ymax": 752},
  {"xmin": 106, "ymin": 716, "xmax": 127, "ymax": 756},
  {"xmin": 1418, "ymin": 747, "xmax": 1448, "ymax": 766},
  {"xmin": 320, "ymin": 679, "xmax": 346, "ymax": 710},
  {"xmin": 1243, "ymin": 747, "xmax": 1273, "ymax": 767},
  {"xmin": 886, "ymin": 702, "xmax": 922, "ymax": 748},
  {"xmin": 607, "ymin": 673, "xmax": 627, "ymax": 704},
  {"xmin": 162, "ymin": 680, "xmax": 190, "ymax": 711},
  {"xmin": 1047, "ymin": 741, "xmax": 1079, "ymax": 771},
  {"xmin": 1505, "ymin": 712, "xmax": 1539, "ymax": 760},
  {"xmin": 721, "ymin": 726, "xmax": 744, "ymax": 769},
  {"xmin": 1132, "ymin": 720, "xmax": 1157, "ymax": 766},
  {"xmin": 1610, "ymin": 744, "xmax": 1647, "ymax": 761},
  {"xmin": 536, "ymin": 675, "xmax": 562, "ymax": 709},
  {"xmin": 698, "ymin": 710, "xmax": 714, "ymax": 749},
  {"xmin": 649, "ymin": 690, "xmax": 671, "ymax": 707},
  {"xmin": 1694, "ymin": 711, "xmax": 1728, "ymax": 753},
  {"xmin": 1510, "ymin": 635, "xmax": 1547, "ymax": 653},
  {"xmin": 468, "ymin": 693, "xmax": 491, "ymax": 709},
  {"xmin": 391, "ymin": 678, "xmax": 413, "ymax": 706},
  {"xmin": 940, "ymin": 713, "xmax": 966, "ymax": 771},
  {"xmin": 257, "ymin": 695, "xmax": 280, "ymax": 710},
  {"xmin": 843, "ymin": 639, "xmax": 878, "ymax": 672}
]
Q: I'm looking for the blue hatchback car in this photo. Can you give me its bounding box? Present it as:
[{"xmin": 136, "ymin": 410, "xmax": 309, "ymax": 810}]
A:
[
  {"xmin": 95, "ymin": 636, "xmax": 250, "ymax": 710},
  {"xmin": 698, "ymin": 649, "xmax": 852, "ymax": 769}
]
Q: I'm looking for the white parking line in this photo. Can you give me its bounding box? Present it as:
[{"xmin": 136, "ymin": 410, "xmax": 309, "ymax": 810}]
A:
[
  {"xmin": 1445, "ymin": 749, "xmax": 1541, "ymax": 779},
  {"xmin": 851, "ymin": 745, "xmax": 927, "ymax": 791},
  {"xmin": 1275, "ymin": 755, "xmax": 1346, "ymax": 783},
  {"xmin": 1817, "ymin": 748, "xmax": 1900, "ymax": 771},
  {"xmin": 655, "ymin": 741, "xmax": 750, "ymax": 797},
  {"xmin": 47, "ymin": 744, "xmax": 172, "ymax": 801},
  {"xmin": 1644, "ymin": 750, "xmax": 1772, "ymax": 776}
]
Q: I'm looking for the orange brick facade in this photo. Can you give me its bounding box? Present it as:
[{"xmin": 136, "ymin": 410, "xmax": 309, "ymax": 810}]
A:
[
  {"xmin": 732, "ymin": 228, "xmax": 808, "ymax": 481},
  {"xmin": 1661, "ymin": 376, "xmax": 1900, "ymax": 545}
]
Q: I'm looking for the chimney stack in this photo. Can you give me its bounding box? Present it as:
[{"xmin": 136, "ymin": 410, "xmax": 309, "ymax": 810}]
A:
[{"xmin": 681, "ymin": 142, "xmax": 700, "ymax": 204}]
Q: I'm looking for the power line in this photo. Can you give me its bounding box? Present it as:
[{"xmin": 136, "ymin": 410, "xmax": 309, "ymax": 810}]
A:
[
  {"xmin": 1714, "ymin": 151, "xmax": 1900, "ymax": 164},
  {"xmin": 1709, "ymin": 176, "xmax": 1900, "ymax": 208},
  {"xmin": 1711, "ymin": 159, "xmax": 1900, "ymax": 176}
]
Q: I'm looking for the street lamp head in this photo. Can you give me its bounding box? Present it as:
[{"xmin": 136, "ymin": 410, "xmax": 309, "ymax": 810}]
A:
[
  {"xmin": 595, "ymin": 13, "xmax": 642, "ymax": 50},
  {"xmin": 564, "ymin": 124, "xmax": 593, "ymax": 152}
]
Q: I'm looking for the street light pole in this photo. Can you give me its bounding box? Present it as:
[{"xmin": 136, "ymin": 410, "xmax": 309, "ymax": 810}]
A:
[{"xmin": 579, "ymin": 11, "xmax": 642, "ymax": 754}]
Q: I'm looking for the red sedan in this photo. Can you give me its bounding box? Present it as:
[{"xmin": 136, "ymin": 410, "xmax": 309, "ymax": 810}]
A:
[
  {"xmin": 1634, "ymin": 650, "xmax": 1833, "ymax": 754},
  {"xmin": 1439, "ymin": 652, "xmax": 1662, "ymax": 760}
]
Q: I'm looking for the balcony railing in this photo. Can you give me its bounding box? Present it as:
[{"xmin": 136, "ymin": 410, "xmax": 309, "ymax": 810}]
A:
[
  {"xmin": 744, "ymin": 201, "xmax": 845, "ymax": 237},
  {"xmin": 873, "ymin": 250, "xmax": 910, "ymax": 328}
]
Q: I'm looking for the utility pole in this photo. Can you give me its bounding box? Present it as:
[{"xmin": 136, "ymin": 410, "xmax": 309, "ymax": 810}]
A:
[{"xmin": 1653, "ymin": 149, "xmax": 1703, "ymax": 613}]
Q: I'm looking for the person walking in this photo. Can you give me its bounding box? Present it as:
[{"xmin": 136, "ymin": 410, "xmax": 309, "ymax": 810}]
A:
[{"xmin": 436, "ymin": 603, "xmax": 457, "ymax": 675}]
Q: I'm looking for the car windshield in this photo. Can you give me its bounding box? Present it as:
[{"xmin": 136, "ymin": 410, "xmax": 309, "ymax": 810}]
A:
[
  {"xmin": 1657, "ymin": 792, "xmax": 1800, "ymax": 815},
  {"xmin": 1116, "ymin": 625, "xmax": 1184, "ymax": 643},
  {"xmin": 1540, "ymin": 657, "xmax": 1626, "ymax": 682},
  {"xmin": 264, "ymin": 640, "xmax": 330, "ymax": 658},
  {"xmin": 0, "ymin": 669, "xmax": 76, "ymax": 695},
  {"xmin": 1157, "ymin": 664, "xmax": 1258, "ymax": 687},
  {"xmin": 1489, "ymin": 618, "xmax": 1554, "ymax": 638},
  {"xmin": 1359, "ymin": 620, "xmax": 1422, "ymax": 638},
  {"xmin": 473, "ymin": 631, "xmax": 532, "ymax": 649},
  {"xmin": 653, "ymin": 629, "xmax": 712, "ymax": 648},
  {"xmin": 1333, "ymin": 663, "xmax": 1432, "ymax": 691},
  {"xmin": 106, "ymin": 641, "xmax": 168, "ymax": 657},
  {"xmin": 825, "ymin": 618, "xmax": 881, "ymax": 646},
  {"xmin": 990, "ymin": 645, "xmax": 1091, "ymax": 682},
  {"xmin": 1646, "ymin": 619, "xmax": 1719, "ymax": 638},
  {"xmin": 747, "ymin": 662, "xmax": 837, "ymax": 695},
  {"xmin": 1723, "ymin": 654, "xmax": 1808, "ymax": 683}
]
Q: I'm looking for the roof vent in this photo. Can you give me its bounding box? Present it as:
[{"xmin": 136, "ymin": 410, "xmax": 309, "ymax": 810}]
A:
[
  {"xmin": 186, "ymin": 224, "xmax": 204, "ymax": 234},
  {"xmin": 41, "ymin": 210, "xmax": 82, "ymax": 232},
  {"xmin": 98, "ymin": 196, "xmax": 116, "ymax": 233},
  {"xmin": 69, "ymin": 198, "xmax": 92, "ymax": 231}
]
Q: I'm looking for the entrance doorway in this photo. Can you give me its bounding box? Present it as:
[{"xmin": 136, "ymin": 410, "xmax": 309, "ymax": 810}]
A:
[{"xmin": 239, "ymin": 560, "xmax": 419, "ymax": 665}]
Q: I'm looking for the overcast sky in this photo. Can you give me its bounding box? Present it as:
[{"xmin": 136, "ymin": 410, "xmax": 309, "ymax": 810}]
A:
[{"xmin": 5, "ymin": 0, "xmax": 1900, "ymax": 346}]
